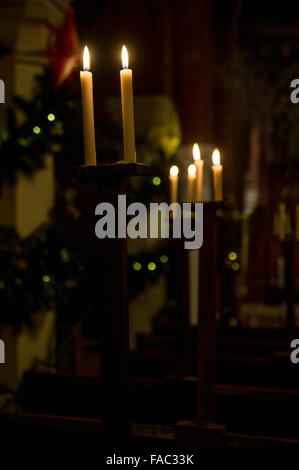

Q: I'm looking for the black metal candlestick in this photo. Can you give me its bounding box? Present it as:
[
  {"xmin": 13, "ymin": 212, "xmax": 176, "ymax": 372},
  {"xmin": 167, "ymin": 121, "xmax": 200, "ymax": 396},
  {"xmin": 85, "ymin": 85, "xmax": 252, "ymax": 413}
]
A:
[
  {"xmin": 197, "ymin": 201, "xmax": 222, "ymax": 423},
  {"xmin": 278, "ymin": 238, "xmax": 298, "ymax": 332},
  {"xmin": 172, "ymin": 235, "xmax": 192, "ymax": 376},
  {"xmin": 71, "ymin": 163, "xmax": 150, "ymax": 444},
  {"xmin": 176, "ymin": 201, "xmax": 226, "ymax": 449},
  {"xmin": 284, "ymin": 240, "xmax": 294, "ymax": 332}
]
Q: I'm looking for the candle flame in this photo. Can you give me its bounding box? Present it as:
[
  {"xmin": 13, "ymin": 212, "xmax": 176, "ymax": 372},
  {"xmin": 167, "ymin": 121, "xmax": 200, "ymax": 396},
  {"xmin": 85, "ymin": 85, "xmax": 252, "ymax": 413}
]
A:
[
  {"xmin": 83, "ymin": 46, "xmax": 90, "ymax": 71},
  {"xmin": 170, "ymin": 165, "xmax": 179, "ymax": 177},
  {"xmin": 192, "ymin": 143, "xmax": 201, "ymax": 161},
  {"xmin": 212, "ymin": 148, "xmax": 221, "ymax": 165},
  {"xmin": 188, "ymin": 164, "xmax": 197, "ymax": 177},
  {"xmin": 122, "ymin": 45, "xmax": 129, "ymax": 69}
]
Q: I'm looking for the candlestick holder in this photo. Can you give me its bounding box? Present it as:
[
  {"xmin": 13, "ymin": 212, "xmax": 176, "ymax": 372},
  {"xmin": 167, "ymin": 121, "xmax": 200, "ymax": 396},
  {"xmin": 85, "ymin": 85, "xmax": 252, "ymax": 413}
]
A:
[
  {"xmin": 173, "ymin": 201, "xmax": 220, "ymax": 375},
  {"xmin": 274, "ymin": 235, "xmax": 299, "ymax": 332},
  {"xmin": 197, "ymin": 201, "xmax": 223, "ymax": 423},
  {"xmin": 71, "ymin": 162, "xmax": 150, "ymax": 444},
  {"xmin": 175, "ymin": 201, "xmax": 226, "ymax": 449},
  {"xmin": 71, "ymin": 162, "xmax": 149, "ymax": 179}
]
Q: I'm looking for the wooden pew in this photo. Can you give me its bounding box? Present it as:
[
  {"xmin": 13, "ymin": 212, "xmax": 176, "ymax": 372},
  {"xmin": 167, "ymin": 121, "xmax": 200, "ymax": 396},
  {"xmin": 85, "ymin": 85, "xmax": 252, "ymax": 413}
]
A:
[
  {"xmin": 1, "ymin": 411, "xmax": 299, "ymax": 450},
  {"xmin": 20, "ymin": 371, "xmax": 299, "ymax": 440}
]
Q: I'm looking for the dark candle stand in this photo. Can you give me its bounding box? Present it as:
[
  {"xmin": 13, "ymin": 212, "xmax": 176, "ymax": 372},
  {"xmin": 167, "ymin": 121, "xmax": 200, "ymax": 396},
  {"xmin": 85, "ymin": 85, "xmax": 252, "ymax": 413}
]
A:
[
  {"xmin": 277, "ymin": 237, "xmax": 298, "ymax": 332},
  {"xmin": 173, "ymin": 234, "xmax": 192, "ymax": 376},
  {"xmin": 71, "ymin": 162, "xmax": 150, "ymax": 445},
  {"xmin": 284, "ymin": 240, "xmax": 295, "ymax": 332},
  {"xmin": 176, "ymin": 201, "xmax": 226, "ymax": 449},
  {"xmin": 197, "ymin": 202, "xmax": 221, "ymax": 423}
]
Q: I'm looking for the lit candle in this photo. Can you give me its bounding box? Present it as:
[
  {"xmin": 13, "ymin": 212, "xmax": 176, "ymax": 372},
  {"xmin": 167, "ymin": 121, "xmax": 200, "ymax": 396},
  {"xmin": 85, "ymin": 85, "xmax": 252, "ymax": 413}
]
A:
[
  {"xmin": 278, "ymin": 203, "xmax": 286, "ymax": 241},
  {"xmin": 296, "ymin": 204, "xmax": 299, "ymax": 241},
  {"xmin": 80, "ymin": 46, "xmax": 97, "ymax": 166},
  {"xmin": 120, "ymin": 45, "xmax": 136, "ymax": 163},
  {"xmin": 193, "ymin": 143, "xmax": 204, "ymax": 201},
  {"xmin": 169, "ymin": 165, "xmax": 179, "ymax": 203},
  {"xmin": 187, "ymin": 164, "xmax": 196, "ymax": 202},
  {"xmin": 212, "ymin": 148, "xmax": 223, "ymax": 201}
]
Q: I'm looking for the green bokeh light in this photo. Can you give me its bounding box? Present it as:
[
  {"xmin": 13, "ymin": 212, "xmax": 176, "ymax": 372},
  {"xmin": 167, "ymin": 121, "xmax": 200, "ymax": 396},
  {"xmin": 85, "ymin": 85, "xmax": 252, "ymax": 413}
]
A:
[
  {"xmin": 152, "ymin": 176, "xmax": 161, "ymax": 186},
  {"xmin": 148, "ymin": 262, "xmax": 156, "ymax": 271},
  {"xmin": 47, "ymin": 113, "xmax": 55, "ymax": 122},
  {"xmin": 133, "ymin": 262, "xmax": 142, "ymax": 271},
  {"xmin": 33, "ymin": 126, "xmax": 41, "ymax": 134},
  {"xmin": 160, "ymin": 255, "xmax": 168, "ymax": 264},
  {"xmin": 228, "ymin": 251, "xmax": 237, "ymax": 261},
  {"xmin": 231, "ymin": 262, "xmax": 240, "ymax": 272},
  {"xmin": 42, "ymin": 275, "xmax": 51, "ymax": 283},
  {"xmin": 15, "ymin": 278, "xmax": 22, "ymax": 285}
]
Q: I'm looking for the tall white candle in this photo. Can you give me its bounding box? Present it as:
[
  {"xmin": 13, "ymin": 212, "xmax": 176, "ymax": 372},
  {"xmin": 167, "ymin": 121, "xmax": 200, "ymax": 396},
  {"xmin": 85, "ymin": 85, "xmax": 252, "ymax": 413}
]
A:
[
  {"xmin": 80, "ymin": 46, "xmax": 97, "ymax": 166},
  {"xmin": 169, "ymin": 165, "xmax": 179, "ymax": 203},
  {"xmin": 193, "ymin": 143, "xmax": 204, "ymax": 201},
  {"xmin": 212, "ymin": 148, "xmax": 223, "ymax": 201},
  {"xmin": 187, "ymin": 164, "xmax": 196, "ymax": 202},
  {"xmin": 120, "ymin": 45, "xmax": 136, "ymax": 163}
]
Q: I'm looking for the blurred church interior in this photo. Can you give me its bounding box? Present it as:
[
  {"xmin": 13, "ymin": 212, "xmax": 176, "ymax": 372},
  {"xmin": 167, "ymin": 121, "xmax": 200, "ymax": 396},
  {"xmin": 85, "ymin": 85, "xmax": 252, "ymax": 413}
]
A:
[{"xmin": 0, "ymin": 0, "xmax": 299, "ymax": 454}]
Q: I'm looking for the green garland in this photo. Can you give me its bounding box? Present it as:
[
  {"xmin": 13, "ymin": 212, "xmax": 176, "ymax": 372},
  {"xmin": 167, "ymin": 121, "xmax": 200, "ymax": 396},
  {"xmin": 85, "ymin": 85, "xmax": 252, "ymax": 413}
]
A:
[
  {"xmin": 0, "ymin": 71, "xmax": 85, "ymax": 329},
  {"xmin": 0, "ymin": 72, "xmax": 82, "ymax": 188},
  {"xmin": 0, "ymin": 221, "xmax": 82, "ymax": 331},
  {"xmin": 0, "ymin": 101, "xmax": 57, "ymax": 187}
]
